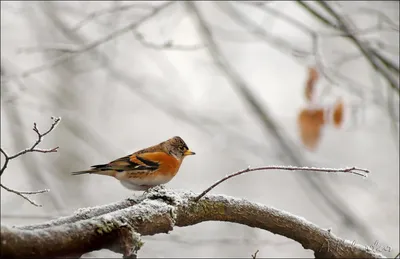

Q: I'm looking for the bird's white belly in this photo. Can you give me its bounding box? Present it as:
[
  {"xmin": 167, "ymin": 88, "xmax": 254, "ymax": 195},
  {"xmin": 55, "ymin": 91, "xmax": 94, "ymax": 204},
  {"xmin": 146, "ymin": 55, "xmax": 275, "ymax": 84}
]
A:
[{"xmin": 119, "ymin": 174, "xmax": 172, "ymax": 191}]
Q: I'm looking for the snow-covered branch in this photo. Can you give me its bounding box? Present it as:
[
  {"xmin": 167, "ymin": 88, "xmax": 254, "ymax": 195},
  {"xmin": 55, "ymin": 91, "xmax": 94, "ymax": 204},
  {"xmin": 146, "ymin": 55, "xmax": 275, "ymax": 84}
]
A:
[{"xmin": 1, "ymin": 187, "xmax": 385, "ymax": 258}]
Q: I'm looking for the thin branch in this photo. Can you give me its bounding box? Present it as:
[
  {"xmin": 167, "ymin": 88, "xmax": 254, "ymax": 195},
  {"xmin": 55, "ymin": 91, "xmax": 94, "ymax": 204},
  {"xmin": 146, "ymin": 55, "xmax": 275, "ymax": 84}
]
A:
[
  {"xmin": 3, "ymin": 1, "xmax": 175, "ymax": 82},
  {"xmin": 184, "ymin": 2, "xmax": 378, "ymax": 245},
  {"xmin": 251, "ymin": 249, "xmax": 259, "ymax": 259},
  {"xmin": 0, "ymin": 183, "xmax": 49, "ymax": 207},
  {"xmin": 70, "ymin": 3, "xmax": 155, "ymax": 31},
  {"xmin": 0, "ymin": 117, "xmax": 60, "ymax": 176},
  {"xmin": 10, "ymin": 118, "xmax": 60, "ymax": 159},
  {"xmin": 133, "ymin": 31, "xmax": 204, "ymax": 51},
  {"xmin": 195, "ymin": 166, "xmax": 369, "ymax": 201},
  {"xmin": 232, "ymin": 2, "xmax": 374, "ymax": 100},
  {"xmin": 348, "ymin": 6, "xmax": 399, "ymax": 31},
  {"xmin": 317, "ymin": 1, "xmax": 399, "ymax": 92},
  {"xmin": 216, "ymin": 2, "xmax": 310, "ymax": 59},
  {"xmin": 295, "ymin": 1, "xmax": 339, "ymax": 29},
  {"xmin": 297, "ymin": 0, "xmax": 400, "ymax": 76},
  {"xmin": 0, "ymin": 117, "xmax": 60, "ymax": 207},
  {"xmin": 17, "ymin": 44, "xmax": 81, "ymax": 54},
  {"xmin": 297, "ymin": 1, "xmax": 399, "ymax": 94}
]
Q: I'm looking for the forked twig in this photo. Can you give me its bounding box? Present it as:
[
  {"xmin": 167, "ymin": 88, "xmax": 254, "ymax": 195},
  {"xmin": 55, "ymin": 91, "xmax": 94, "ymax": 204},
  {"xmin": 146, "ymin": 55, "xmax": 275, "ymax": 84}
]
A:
[
  {"xmin": 0, "ymin": 183, "xmax": 50, "ymax": 207},
  {"xmin": 0, "ymin": 117, "xmax": 61, "ymax": 176},
  {"xmin": 0, "ymin": 117, "xmax": 60, "ymax": 206},
  {"xmin": 251, "ymin": 249, "xmax": 259, "ymax": 259},
  {"xmin": 195, "ymin": 165, "xmax": 369, "ymax": 201}
]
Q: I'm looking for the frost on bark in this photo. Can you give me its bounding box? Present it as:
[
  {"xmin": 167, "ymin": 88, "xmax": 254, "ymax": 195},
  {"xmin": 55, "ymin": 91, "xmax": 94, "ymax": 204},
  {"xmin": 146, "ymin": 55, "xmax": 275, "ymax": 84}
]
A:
[{"xmin": 1, "ymin": 187, "xmax": 384, "ymax": 258}]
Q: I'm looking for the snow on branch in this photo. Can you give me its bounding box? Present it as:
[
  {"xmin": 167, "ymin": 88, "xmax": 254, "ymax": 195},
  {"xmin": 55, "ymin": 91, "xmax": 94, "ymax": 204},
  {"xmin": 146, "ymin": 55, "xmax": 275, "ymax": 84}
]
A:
[{"xmin": 1, "ymin": 187, "xmax": 385, "ymax": 258}]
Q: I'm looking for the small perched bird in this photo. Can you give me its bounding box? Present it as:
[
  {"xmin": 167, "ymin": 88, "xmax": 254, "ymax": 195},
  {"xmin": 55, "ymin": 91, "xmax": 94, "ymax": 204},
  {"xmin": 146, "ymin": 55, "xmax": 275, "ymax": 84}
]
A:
[{"xmin": 71, "ymin": 136, "xmax": 195, "ymax": 191}]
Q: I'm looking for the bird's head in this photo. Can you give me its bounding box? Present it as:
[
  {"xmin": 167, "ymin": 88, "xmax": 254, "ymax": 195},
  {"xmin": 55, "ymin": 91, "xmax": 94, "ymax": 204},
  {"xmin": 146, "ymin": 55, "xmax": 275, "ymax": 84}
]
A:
[{"xmin": 163, "ymin": 136, "xmax": 195, "ymax": 160}]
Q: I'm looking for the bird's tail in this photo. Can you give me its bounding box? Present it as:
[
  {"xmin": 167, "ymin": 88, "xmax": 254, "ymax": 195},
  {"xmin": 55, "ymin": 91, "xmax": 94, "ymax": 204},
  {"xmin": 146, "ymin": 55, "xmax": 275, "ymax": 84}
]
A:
[
  {"xmin": 71, "ymin": 170, "xmax": 96, "ymax": 175},
  {"xmin": 71, "ymin": 164, "xmax": 114, "ymax": 177}
]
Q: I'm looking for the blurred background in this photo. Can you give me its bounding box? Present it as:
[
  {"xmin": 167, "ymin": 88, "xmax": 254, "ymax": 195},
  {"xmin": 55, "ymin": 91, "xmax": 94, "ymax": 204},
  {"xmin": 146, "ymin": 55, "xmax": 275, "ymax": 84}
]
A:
[{"xmin": 1, "ymin": 1, "xmax": 398, "ymax": 258}]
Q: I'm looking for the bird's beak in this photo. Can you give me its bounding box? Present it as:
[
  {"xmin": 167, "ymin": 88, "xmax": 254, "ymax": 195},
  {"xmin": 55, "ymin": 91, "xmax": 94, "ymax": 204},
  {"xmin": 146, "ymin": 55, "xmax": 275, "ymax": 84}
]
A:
[{"xmin": 184, "ymin": 150, "xmax": 196, "ymax": 156}]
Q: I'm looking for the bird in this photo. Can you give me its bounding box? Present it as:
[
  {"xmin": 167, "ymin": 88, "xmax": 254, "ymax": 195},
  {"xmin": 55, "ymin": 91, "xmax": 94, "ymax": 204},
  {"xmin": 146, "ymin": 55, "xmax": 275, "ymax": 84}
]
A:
[{"xmin": 71, "ymin": 136, "xmax": 195, "ymax": 191}]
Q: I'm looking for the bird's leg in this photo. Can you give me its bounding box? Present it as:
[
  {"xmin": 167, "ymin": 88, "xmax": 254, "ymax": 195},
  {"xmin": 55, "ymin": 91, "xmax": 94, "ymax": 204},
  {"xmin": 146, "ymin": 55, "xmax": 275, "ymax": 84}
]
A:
[
  {"xmin": 154, "ymin": 184, "xmax": 165, "ymax": 189},
  {"xmin": 144, "ymin": 184, "xmax": 166, "ymax": 194}
]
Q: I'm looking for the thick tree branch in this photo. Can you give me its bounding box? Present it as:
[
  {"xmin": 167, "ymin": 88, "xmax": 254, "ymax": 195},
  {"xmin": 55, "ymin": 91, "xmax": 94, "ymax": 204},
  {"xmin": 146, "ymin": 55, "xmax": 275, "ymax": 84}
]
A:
[
  {"xmin": 1, "ymin": 187, "xmax": 385, "ymax": 258},
  {"xmin": 20, "ymin": 196, "xmax": 140, "ymax": 231}
]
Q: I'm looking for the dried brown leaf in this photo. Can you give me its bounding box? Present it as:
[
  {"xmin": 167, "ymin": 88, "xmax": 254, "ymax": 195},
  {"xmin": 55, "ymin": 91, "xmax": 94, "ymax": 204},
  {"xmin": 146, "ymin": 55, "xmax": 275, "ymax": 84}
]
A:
[
  {"xmin": 297, "ymin": 107, "xmax": 325, "ymax": 151},
  {"xmin": 305, "ymin": 67, "xmax": 319, "ymax": 102},
  {"xmin": 332, "ymin": 98, "xmax": 344, "ymax": 128}
]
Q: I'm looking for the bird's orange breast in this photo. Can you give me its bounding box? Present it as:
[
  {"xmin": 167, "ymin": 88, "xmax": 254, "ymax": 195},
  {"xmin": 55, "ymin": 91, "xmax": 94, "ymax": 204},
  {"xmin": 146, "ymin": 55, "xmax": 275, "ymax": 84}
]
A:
[{"xmin": 132, "ymin": 152, "xmax": 182, "ymax": 176}]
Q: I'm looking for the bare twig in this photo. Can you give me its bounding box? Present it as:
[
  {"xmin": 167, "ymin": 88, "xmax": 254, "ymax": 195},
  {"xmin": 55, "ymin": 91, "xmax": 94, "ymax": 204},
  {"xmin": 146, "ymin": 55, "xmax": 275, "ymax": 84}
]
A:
[
  {"xmin": 185, "ymin": 1, "xmax": 385, "ymax": 244},
  {"xmin": 317, "ymin": 1, "xmax": 399, "ymax": 92},
  {"xmin": 71, "ymin": 3, "xmax": 155, "ymax": 31},
  {"xmin": 244, "ymin": 1, "xmax": 399, "ymax": 97},
  {"xmin": 3, "ymin": 1, "xmax": 175, "ymax": 82},
  {"xmin": 0, "ymin": 117, "xmax": 60, "ymax": 176},
  {"xmin": 0, "ymin": 117, "xmax": 60, "ymax": 206},
  {"xmin": 0, "ymin": 183, "xmax": 49, "ymax": 207},
  {"xmin": 297, "ymin": 1, "xmax": 399, "ymax": 94},
  {"xmin": 195, "ymin": 166, "xmax": 369, "ymax": 201},
  {"xmin": 17, "ymin": 44, "xmax": 81, "ymax": 54},
  {"xmin": 11, "ymin": 118, "xmax": 60, "ymax": 158},
  {"xmin": 251, "ymin": 249, "xmax": 259, "ymax": 259},
  {"xmin": 133, "ymin": 31, "xmax": 204, "ymax": 51}
]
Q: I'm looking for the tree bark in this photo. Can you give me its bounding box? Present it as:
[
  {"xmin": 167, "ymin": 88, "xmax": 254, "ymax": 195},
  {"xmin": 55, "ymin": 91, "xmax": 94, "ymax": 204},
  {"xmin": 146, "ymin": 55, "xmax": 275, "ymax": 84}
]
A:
[{"xmin": 1, "ymin": 187, "xmax": 385, "ymax": 258}]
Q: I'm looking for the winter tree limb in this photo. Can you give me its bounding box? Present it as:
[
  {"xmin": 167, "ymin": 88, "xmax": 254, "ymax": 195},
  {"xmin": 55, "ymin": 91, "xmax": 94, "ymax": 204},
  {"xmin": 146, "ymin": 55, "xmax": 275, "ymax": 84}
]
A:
[{"xmin": 1, "ymin": 187, "xmax": 385, "ymax": 258}]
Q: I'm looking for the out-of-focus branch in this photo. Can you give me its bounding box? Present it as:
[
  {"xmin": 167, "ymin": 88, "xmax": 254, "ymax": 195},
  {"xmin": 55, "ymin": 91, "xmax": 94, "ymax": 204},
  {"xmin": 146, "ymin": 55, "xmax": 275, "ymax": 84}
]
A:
[
  {"xmin": 33, "ymin": 1, "xmax": 277, "ymax": 173},
  {"xmin": 239, "ymin": 1, "xmax": 399, "ymax": 98},
  {"xmin": 71, "ymin": 2, "xmax": 155, "ymax": 31},
  {"xmin": 195, "ymin": 165, "xmax": 369, "ymax": 201},
  {"xmin": 3, "ymin": 1, "xmax": 175, "ymax": 82},
  {"xmin": 185, "ymin": 1, "xmax": 300, "ymax": 161},
  {"xmin": 133, "ymin": 31, "xmax": 204, "ymax": 51},
  {"xmin": 216, "ymin": 2, "xmax": 310, "ymax": 59},
  {"xmin": 1, "ymin": 188, "xmax": 385, "ymax": 258},
  {"xmin": 317, "ymin": 1, "xmax": 399, "ymax": 92},
  {"xmin": 297, "ymin": 1, "xmax": 399, "ymax": 94},
  {"xmin": 184, "ymin": 1, "xmax": 378, "ymax": 244}
]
